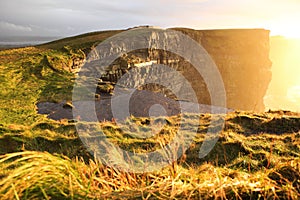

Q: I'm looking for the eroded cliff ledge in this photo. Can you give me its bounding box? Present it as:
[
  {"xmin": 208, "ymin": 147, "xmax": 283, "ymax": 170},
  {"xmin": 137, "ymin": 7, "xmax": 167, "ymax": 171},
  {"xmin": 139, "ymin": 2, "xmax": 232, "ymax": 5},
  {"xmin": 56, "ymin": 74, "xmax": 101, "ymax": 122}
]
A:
[{"xmin": 89, "ymin": 28, "xmax": 271, "ymax": 112}]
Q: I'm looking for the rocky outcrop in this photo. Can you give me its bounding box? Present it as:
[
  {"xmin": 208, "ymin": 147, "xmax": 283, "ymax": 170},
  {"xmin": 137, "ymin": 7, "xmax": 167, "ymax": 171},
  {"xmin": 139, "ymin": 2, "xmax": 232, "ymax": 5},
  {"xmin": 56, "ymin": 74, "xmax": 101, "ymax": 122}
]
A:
[
  {"xmin": 43, "ymin": 46, "xmax": 86, "ymax": 73},
  {"xmin": 69, "ymin": 57, "xmax": 85, "ymax": 73},
  {"xmin": 83, "ymin": 28, "xmax": 272, "ymax": 112},
  {"xmin": 43, "ymin": 55, "xmax": 85, "ymax": 73}
]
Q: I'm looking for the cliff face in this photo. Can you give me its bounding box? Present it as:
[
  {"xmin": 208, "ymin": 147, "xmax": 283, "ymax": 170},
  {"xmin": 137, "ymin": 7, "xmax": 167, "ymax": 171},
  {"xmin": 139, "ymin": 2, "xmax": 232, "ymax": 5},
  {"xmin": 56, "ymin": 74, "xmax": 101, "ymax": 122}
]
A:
[
  {"xmin": 175, "ymin": 28, "xmax": 272, "ymax": 111},
  {"xmin": 82, "ymin": 28, "xmax": 272, "ymax": 112}
]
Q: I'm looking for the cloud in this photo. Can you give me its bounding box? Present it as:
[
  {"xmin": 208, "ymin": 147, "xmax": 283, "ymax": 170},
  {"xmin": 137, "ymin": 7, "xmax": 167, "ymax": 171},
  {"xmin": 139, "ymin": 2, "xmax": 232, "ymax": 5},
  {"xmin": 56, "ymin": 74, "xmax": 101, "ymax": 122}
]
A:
[
  {"xmin": 0, "ymin": 21, "xmax": 32, "ymax": 32},
  {"xmin": 0, "ymin": 0, "xmax": 300, "ymax": 37}
]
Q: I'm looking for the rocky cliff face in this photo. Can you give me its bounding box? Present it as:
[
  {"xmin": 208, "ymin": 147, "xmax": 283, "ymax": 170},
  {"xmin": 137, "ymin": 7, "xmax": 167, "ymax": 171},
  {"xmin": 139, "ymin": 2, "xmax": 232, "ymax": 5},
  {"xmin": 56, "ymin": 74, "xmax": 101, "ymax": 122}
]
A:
[
  {"xmin": 84, "ymin": 28, "xmax": 272, "ymax": 112},
  {"xmin": 175, "ymin": 28, "xmax": 272, "ymax": 111}
]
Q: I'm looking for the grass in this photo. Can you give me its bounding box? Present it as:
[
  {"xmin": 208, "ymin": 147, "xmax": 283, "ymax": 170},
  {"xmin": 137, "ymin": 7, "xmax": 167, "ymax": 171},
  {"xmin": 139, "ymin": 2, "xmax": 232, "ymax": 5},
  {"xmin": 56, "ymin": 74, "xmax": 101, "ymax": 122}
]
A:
[
  {"xmin": 0, "ymin": 132, "xmax": 299, "ymax": 199},
  {"xmin": 0, "ymin": 30, "xmax": 299, "ymax": 199},
  {"xmin": 0, "ymin": 112, "xmax": 299, "ymax": 199}
]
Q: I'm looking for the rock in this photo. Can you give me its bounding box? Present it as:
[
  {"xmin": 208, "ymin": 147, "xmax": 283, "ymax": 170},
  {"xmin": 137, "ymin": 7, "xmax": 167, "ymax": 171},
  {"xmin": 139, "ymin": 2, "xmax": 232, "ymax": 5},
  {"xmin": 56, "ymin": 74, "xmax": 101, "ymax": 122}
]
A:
[
  {"xmin": 96, "ymin": 83, "xmax": 114, "ymax": 94},
  {"xmin": 62, "ymin": 101, "xmax": 74, "ymax": 109},
  {"xmin": 95, "ymin": 94, "xmax": 101, "ymax": 100}
]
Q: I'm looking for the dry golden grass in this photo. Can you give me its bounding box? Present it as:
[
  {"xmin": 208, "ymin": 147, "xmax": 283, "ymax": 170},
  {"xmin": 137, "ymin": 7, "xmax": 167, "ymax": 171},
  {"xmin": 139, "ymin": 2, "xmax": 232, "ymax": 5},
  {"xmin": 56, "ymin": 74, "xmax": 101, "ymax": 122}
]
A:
[{"xmin": 0, "ymin": 146, "xmax": 299, "ymax": 199}]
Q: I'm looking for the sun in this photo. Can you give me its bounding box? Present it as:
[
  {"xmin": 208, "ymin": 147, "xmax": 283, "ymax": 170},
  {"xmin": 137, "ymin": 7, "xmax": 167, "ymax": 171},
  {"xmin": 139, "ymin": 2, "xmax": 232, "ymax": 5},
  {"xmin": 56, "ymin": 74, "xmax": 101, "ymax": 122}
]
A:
[
  {"xmin": 276, "ymin": 29, "xmax": 300, "ymax": 39},
  {"xmin": 270, "ymin": 26, "xmax": 300, "ymax": 38},
  {"xmin": 269, "ymin": 17, "xmax": 300, "ymax": 38}
]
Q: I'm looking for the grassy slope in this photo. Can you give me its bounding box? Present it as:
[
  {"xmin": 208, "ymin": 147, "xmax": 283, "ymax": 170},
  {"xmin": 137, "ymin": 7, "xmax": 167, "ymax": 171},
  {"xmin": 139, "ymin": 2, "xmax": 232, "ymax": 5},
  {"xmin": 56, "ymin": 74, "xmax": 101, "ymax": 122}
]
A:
[{"xmin": 0, "ymin": 30, "xmax": 299, "ymax": 199}]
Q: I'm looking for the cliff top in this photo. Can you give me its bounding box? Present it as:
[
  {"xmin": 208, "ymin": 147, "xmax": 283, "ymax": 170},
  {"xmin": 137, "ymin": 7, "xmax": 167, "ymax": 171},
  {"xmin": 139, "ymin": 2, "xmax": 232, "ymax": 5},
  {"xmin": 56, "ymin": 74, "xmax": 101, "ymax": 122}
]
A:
[{"xmin": 38, "ymin": 27, "xmax": 270, "ymax": 52}]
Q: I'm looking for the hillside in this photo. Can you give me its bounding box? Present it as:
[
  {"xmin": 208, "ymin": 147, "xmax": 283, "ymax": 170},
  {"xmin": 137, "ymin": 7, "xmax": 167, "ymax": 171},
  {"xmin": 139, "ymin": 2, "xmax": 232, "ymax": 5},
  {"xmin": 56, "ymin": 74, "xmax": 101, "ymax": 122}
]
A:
[
  {"xmin": 0, "ymin": 28, "xmax": 299, "ymax": 199},
  {"xmin": 38, "ymin": 30, "xmax": 122, "ymax": 52}
]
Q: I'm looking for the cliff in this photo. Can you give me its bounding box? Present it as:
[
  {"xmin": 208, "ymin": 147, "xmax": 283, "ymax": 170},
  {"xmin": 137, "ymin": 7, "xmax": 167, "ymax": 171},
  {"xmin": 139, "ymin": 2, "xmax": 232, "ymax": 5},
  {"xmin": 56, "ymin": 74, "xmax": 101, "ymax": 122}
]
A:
[
  {"xmin": 90, "ymin": 28, "xmax": 271, "ymax": 112},
  {"xmin": 176, "ymin": 28, "xmax": 272, "ymax": 111}
]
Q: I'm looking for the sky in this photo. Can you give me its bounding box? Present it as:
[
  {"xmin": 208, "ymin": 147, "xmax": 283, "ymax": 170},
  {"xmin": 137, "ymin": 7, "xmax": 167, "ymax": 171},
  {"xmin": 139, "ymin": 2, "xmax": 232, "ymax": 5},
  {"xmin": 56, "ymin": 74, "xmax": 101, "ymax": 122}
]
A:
[{"xmin": 1, "ymin": 0, "xmax": 300, "ymax": 38}]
